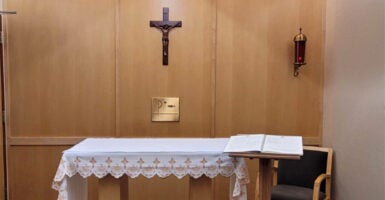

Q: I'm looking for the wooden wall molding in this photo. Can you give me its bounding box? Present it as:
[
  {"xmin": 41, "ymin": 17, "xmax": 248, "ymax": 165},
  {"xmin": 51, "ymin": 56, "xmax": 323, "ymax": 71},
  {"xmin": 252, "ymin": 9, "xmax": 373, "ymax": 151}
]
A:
[
  {"xmin": 7, "ymin": 136, "xmax": 320, "ymax": 146},
  {"xmin": 7, "ymin": 137, "xmax": 85, "ymax": 146}
]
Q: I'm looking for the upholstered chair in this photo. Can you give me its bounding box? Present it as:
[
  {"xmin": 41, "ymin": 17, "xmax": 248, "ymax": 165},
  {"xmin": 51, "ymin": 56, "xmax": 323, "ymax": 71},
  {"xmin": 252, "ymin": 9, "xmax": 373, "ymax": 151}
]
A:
[{"xmin": 271, "ymin": 146, "xmax": 333, "ymax": 200}]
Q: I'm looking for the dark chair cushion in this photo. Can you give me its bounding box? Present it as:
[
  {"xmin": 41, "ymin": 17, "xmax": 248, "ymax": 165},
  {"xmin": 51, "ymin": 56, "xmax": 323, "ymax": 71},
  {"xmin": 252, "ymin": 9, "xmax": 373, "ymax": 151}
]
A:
[
  {"xmin": 277, "ymin": 150, "xmax": 327, "ymax": 192},
  {"xmin": 271, "ymin": 184, "xmax": 326, "ymax": 200}
]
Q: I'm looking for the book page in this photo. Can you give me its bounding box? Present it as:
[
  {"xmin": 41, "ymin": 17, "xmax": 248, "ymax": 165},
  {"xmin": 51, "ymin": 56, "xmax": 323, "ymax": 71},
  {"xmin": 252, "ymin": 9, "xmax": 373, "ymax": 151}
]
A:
[
  {"xmin": 223, "ymin": 134, "xmax": 265, "ymax": 153},
  {"xmin": 261, "ymin": 135, "xmax": 303, "ymax": 155}
]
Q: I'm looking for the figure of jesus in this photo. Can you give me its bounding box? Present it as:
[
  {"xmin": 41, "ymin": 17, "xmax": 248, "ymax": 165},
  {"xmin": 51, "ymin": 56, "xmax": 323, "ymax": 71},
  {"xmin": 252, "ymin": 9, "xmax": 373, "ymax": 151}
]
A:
[{"xmin": 150, "ymin": 8, "xmax": 182, "ymax": 65}]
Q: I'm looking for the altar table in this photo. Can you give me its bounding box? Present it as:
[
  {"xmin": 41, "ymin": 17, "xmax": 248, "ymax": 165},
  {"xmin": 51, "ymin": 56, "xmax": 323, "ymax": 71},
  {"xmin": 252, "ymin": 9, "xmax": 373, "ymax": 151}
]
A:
[{"xmin": 52, "ymin": 138, "xmax": 250, "ymax": 200}]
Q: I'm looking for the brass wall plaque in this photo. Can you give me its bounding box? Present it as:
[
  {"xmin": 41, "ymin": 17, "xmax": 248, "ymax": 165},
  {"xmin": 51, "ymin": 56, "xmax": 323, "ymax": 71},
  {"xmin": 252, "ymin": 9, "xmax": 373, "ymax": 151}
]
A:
[{"xmin": 152, "ymin": 97, "xmax": 180, "ymax": 122}]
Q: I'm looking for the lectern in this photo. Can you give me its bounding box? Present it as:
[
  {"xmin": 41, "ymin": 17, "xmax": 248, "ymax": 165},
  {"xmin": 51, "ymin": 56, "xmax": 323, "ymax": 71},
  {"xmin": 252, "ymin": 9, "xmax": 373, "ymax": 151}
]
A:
[{"xmin": 230, "ymin": 153, "xmax": 301, "ymax": 200}]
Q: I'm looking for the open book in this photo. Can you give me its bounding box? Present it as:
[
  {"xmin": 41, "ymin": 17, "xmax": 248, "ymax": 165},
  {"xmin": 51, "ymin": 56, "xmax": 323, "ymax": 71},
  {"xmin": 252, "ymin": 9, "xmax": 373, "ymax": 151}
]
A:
[{"xmin": 224, "ymin": 134, "xmax": 303, "ymax": 155}]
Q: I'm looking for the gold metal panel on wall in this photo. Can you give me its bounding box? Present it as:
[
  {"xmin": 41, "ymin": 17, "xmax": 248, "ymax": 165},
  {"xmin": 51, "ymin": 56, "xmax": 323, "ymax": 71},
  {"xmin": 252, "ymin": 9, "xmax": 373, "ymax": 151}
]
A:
[
  {"xmin": 151, "ymin": 97, "xmax": 180, "ymax": 122},
  {"xmin": 117, "ymin": 0, "xmax": 214, "ymax": 137},
  {"xmin": 4, "ymin": 0, "xmax": 117, "ymax": 137}
]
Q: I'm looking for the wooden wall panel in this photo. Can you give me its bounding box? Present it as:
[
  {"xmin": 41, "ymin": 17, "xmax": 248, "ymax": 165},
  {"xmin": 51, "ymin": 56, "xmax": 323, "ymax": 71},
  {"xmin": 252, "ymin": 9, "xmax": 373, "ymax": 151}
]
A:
[
  {"xmin": 215, "ymin": 1, "xmax": 324, "ymax": 198},
  {"xmin": 264, "ymin": 0, "xmax": 325, "ymax": 137},
  {"xmin": 216, "ymin": 0, "xmax": 324, "ymax": 140},
  {"xmin": 9, "ymin": 145, "xmax": 104, "ymax": 200},
  {"xmin": 129, "ymin": 176, "xmax": 189, "ymax": 200},
  {"xmin": 0, "ymin": 101, "xmax": 3, "ymax": 200},
  {"xmin": 189, "ymin": 177, "xmax": 212, "ymax": 200},
  {"xmin": 2, "ymin": 0, "xmax": 325, "ymax": 199},
  {"xmin": 117, "ymin": 0, "xmax": 214, "ymax": 137},
  {"xmin": 264, "ymin": 0, "xmax": 302, "ymax": 134},
  {"xmin": 8, "ymin": 146, "xmax": 68, "ymax": 200},
  {"xmin": 4, "ymin": 0, "xmax": 116, "ymax": 137},
  {"xmin": 216, "ymin": 0, "xmax": 269, "ymax": 137},
  {"xmin": 0, "ymin": 15, "xmax": 5, "ymax": 200},
  {"xmin": 296, "ymin": 0, "xmax": 325, "ymax": 137},
  {"xmin": 117, "ymin": 0, "xmax": 214, "ymax": 199}
]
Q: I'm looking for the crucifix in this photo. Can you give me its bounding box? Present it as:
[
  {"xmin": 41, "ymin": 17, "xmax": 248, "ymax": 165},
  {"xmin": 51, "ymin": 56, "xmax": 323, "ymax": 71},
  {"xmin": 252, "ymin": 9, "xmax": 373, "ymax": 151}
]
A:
[{"xmin": 150, "ymin": 7, "xmax": 182, "ymax": 65}]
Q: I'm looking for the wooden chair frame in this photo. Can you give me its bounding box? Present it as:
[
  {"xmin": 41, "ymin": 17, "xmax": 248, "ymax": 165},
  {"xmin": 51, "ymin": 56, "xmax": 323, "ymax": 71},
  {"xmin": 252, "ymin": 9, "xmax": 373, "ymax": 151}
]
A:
[{"xmin": 272, "ymin": 146, "xmax": 333, "ymax": 200}]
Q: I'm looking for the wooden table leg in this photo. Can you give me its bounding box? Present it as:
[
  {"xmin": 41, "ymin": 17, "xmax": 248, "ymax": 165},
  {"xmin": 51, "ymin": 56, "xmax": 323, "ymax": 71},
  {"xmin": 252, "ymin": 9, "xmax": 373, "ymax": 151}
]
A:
[
  {"xmin": 257, "ymin": 159, "xmax": 273, "ymax": 200},
  {"xmin": 189, "ymin": 176, "xmax": 213, "ymax": 200},
  {"xmin": 98, "ymin": 175, "xmax": 128, "ymax": 200},
  {"xmin": 120, "ymin": 176, "xmax": 129, "ymax": 200}
]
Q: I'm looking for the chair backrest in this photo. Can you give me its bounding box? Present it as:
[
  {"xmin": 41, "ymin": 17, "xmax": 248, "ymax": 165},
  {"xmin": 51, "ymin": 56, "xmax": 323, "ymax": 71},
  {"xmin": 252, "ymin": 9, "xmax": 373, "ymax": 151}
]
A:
[{"xmin": 277, "ymin": 146, "xmax": 332, "ymax": 192}]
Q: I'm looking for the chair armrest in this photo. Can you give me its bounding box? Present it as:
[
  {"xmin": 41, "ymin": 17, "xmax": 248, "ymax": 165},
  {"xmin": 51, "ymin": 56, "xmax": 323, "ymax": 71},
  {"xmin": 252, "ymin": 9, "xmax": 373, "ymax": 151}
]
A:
[
  {"xmin": 312, "ymin": 174, "xmax": 331, "ymax": 200},
  {"xmin": 273, "ymin": 160, "xmax": 279, "ymax": 169},
  {"xmin": 272, "ymin": 160, "xmax": 279, "ymax": 185}
]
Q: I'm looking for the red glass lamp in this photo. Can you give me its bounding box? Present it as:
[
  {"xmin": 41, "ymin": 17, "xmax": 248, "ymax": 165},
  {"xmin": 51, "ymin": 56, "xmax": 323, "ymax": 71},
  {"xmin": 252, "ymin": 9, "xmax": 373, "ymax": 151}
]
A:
[{"xmin": 293, "ymin": 28, "xmax": 307, "ymax": 77}]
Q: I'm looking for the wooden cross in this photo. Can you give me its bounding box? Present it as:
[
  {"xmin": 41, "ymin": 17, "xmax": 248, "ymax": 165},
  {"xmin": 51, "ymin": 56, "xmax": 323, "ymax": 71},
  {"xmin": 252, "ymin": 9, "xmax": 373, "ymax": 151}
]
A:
[{"xmin": 150, "ymin": 7, "xmax": 182, "ymax": 65}]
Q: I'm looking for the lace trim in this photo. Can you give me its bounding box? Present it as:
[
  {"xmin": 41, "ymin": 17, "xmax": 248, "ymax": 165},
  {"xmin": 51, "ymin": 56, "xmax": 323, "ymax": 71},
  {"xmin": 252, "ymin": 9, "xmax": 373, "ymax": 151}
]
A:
[{"xmin": 52, "ymin": 155, "xmax": 249, "ymax": 200}]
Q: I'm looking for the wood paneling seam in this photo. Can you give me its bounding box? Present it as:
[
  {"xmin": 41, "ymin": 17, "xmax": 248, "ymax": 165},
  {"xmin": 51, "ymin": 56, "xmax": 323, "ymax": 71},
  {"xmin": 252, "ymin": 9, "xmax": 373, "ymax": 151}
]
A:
[
  {"xmin": 210, "ymin": 0, "xmax": 218, "ymax": 138},
  {"xmin": 115, "ymin": 0, "xmax": 120, "ymax": 137}
]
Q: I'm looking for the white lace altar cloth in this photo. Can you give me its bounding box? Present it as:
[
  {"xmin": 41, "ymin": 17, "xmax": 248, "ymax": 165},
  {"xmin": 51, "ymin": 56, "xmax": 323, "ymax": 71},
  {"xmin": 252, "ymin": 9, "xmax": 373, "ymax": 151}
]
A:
[{"xmin": 52, "ymin": 138, "xmax": 250, "ymax": 200}]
